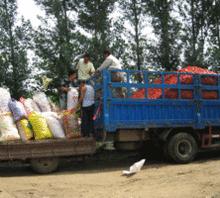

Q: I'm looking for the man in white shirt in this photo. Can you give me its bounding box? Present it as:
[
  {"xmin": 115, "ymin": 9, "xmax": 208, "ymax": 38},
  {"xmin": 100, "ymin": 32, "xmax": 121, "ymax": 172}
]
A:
[
  {"xmin": 97, "ymin": 50, "xmax": 125, "ymax": 97},
  {"xmin": 70, "ymin": 80, "xmax": 95, "ymax": 137},
  {"xmin": 97, "ymin": 50, "xmax": 122, "ymax": 71},
  {"xmin": 77, "ymin": 53, "xmax": 95, "ymax": 81}
]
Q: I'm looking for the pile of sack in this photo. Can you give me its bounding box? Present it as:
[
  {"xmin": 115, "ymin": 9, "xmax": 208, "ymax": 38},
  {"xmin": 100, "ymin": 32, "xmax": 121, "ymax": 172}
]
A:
[
  {"xmin": 132, "ymin": 66, "xmax": 218, "ymax": 100},
  {"xmin": 0, "ymin": 88, "xmax": 80, "ymax": 142}
]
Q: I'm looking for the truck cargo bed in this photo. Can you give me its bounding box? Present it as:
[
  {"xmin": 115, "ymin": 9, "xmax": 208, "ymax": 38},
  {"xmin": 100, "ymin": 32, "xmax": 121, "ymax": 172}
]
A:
[
  {"xmin": 93, "ymin": 70, "xmax": 220, "ymax": 132},
  {"xmin": 0, "ymin": 138, "xmax": 96, "ymax": 161}
]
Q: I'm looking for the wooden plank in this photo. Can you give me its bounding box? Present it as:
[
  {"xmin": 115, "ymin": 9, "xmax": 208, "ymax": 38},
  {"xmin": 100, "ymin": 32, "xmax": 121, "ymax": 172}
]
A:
[{"xmin": 0, "ymin": 138, "xmax": 96, "ymax": 161}]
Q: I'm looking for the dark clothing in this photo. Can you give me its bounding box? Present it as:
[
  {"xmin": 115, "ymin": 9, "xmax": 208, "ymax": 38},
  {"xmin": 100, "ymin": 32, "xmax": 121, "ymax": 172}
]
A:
[
  {"xmin": 60, "ymin": 79, "xmax": 78, "ymax": 88},
  {"xmin": 81, "ymin": 104, "xmax": 95, "ymax": 137},
  {"xmin": 59, "ymin": 79, "xmax": 78, "ymax": 109}
]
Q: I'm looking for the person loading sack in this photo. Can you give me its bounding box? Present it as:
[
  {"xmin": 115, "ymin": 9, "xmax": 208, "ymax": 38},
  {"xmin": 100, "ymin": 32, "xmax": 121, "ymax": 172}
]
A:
[
  {"xmin": 59, "ymin": 70, "xmax": 78, "ymax": 110},
  {"xmin": 70, "ymin": 80, "xmax": 95, "ymax": 137},
  {"xmin": 96, "ymin": 49, "xmax": 124, "ymax": 97}
]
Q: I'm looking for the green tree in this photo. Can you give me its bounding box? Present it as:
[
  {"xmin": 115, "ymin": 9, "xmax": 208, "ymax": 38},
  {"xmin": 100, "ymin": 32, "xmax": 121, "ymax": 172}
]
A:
[
  {"xmin": 0, "ymin": 0, "xmax": 32, "ymax": 98},
  {"xmin": 179, "ymin": 0, "xmax": 212, "ymax": 66},
  {"xmin": 77, "ymin": 0, "xmax": 116, "ymax": 67},
  {"xmin": 34, "ymin": 0, "xmax": 84, "ymax": 80},
  {"xmin": 206, "ymin": 0, "xmax": 220, "ymax": 67},
  {"xmin": 120, "ymin": 0, "xmax": 146, "ymax": 70},
  {"xmin": 110, "ymin": 16, "xmax": 130, "ymax": 67},
  {"xmin": 144, "ymin": 0, "xmax": 182, "ymax": 71}
]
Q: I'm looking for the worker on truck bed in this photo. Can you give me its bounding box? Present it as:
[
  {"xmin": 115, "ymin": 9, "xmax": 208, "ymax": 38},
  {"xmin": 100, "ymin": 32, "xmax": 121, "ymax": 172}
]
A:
[
  {"xmin": 70, "ymin": 80, "xmax": 95, "ymax": 137},
  {"xmin": 97, "ymin": 49, "xmax": 122, "ymax": 75},
  {"xmin": 97, "ymin": 49, "xmax": 124, "ymax": 97},
  {"xmin": 76, "ymin": 53, "xmax": 95, "ymax": 81},
  {"xmin": 59, "ymin": 70, "xmax": 78, "ymax": 110}
]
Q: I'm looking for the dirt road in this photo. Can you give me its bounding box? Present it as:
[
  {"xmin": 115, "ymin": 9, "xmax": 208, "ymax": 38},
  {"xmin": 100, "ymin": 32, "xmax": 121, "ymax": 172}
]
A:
[{"xmin": 0, "ymin": 151, "xmax": 220, "ymax": 198}]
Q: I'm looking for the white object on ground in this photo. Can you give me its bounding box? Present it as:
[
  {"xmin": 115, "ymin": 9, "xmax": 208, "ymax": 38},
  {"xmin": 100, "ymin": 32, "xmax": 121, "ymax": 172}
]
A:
[
  {"xmin": 122, "ymin": 159, "xmax": 146, "ymax": 176},
  {"xmin": 67, "ymin": 88, "xmax": 78, "ymax": 110}
]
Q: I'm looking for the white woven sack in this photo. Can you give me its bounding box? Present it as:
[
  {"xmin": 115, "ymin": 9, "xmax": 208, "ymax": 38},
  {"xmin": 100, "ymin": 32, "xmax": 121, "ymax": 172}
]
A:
[
  {"xmin": 0, "ymin": 114, "xmax": 20, "ymax": 141},
  {"xmin": 33, "ymin": 92, "xmax": 51, "ymax": 112},
  {"xmin": 0, "ymin": 88, "xmax": 11, "ymax": 112},
  {"xmin": 67, "ymin": 88, "xmax": 78, "ymax": 110},
  {"xmin": 42, "ymin": 112, "xmax": 65, "ymax": 139}
]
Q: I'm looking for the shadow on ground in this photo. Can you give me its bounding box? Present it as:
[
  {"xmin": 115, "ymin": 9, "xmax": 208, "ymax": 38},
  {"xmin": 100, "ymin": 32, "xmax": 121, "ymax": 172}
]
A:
[{"xmin": 1, "ymin": 148, "xmax": 220, "ymax": 177}]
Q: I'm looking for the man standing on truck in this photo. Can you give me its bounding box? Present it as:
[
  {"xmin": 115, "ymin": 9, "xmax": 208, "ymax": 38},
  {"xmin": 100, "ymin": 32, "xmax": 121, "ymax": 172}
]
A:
[
  {"xmin": 97, "ymin": 50, "xmax": 124, "ymax": 97},
  {"xmin": 59, "ymin": 70, "xmax": 78, "ymax": 109},
  {"xmin": 76, "ymin": 53, "xmax": 95, "ymax": 81},
  {"xmin": 70, "ymin": 80, "xmax": 95, "ymax": 137},
  {"xmin": 97, "ymin": 49, "xmax": 122, "ymax": 75}
]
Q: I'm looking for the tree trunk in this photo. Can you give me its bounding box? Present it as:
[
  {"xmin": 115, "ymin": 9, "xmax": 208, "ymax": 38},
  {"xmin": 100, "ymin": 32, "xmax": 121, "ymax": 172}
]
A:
[
  {"xmin": 62, "ymin": 0, "xmax": 70, "ymax": 44},
  {"xmin": 160, "ymin": 0, "xmax": 170, "ymax": 70},
  {"xmin": 191, "ymin": 0, "xmax": 196, "ymax": 64},
  {"xmin": 132, "ymin": 0, "xmax": 141, "ymax": 70},
  {"xmin": 213, "ymin": 0, "xmax": 220, "ymax": 49},
  {"xmin": 217, "ymin": 22, "xmax": 220, "ymax": 49}
]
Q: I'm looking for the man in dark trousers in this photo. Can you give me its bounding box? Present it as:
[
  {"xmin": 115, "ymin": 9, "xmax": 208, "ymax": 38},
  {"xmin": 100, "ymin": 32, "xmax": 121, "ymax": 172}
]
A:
[{"xmin": 70, "ymin": 80, "xmax": 95, "ymax": 137}]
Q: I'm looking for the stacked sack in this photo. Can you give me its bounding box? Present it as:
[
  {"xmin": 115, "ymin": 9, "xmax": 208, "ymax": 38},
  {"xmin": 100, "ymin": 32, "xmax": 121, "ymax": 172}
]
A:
[
  {"xmin": 0, "ymin": 88, "xmax": 81, "ymax": 142},
  {"xmin": 9, "ymin": 99, "xmax": 33, "ymax": 141},
  {"xmin": 22, "ymin": 92, "xmax": 65, "ymax": 140},
  {"xmin": 0, "ymin": 88, "xmax": 20, "ymax": 141},
  {"xmin": 32, "ymin": 91, "xmax": 80, "ymax": 139}
]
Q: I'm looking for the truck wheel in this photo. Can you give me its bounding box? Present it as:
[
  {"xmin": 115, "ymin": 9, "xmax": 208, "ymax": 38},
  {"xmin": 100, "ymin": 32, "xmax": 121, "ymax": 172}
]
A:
[
  {"xmin": 167, "ymin": 133, "xmax": 198, "ymax": 164},
  {"xmin": 163, "ymin": 142, "xmax": 172, "ymax": 161},
  {"xmin": 30, "ymin": 158, "xmax": 59, "ymax": 174}
]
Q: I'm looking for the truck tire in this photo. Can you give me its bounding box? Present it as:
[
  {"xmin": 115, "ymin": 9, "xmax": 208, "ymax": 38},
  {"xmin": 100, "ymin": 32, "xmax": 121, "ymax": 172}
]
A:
[
  {"xmin": 30, "ymin": 158, "xmax": 59, "ymax": 174},
  {"xmin": 163, "ymin": 142, "xmax": 172, "ymax": 161},
  {"xmin": 167, "ymin": 133, "xmax": 198, "ymax": 164}
]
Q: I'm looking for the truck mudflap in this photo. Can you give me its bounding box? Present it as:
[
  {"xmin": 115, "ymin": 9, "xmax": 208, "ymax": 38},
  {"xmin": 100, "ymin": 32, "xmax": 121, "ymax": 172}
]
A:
[{"xmin": 0, "ymin": 138, "xmax": 96, "ymax": 161}]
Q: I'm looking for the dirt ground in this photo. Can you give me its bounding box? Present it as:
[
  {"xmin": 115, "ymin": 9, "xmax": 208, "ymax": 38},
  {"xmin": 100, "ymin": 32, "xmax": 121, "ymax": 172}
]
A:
[{"xmin": 1, "ymin": 151, "xmax": 220, "ymax": 198}]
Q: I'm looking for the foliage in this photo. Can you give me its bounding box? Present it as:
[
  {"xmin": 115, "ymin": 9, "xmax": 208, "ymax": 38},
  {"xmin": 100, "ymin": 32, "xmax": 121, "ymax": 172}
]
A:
[
  {"xmin": 0, "ymin": 0, "xmax": 32, "ymax": 98},
  {"xmin": 76, "ymin": 0, "xmax": 116, "ymax": 67},
  {"xmin": 1, "ymin": 0, "xmax": 220, "ymax": 97}
]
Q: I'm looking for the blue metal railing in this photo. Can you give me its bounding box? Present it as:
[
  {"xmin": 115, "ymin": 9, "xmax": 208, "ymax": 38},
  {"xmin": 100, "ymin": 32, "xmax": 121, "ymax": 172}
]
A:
[
  {"xmin": 90, "ymin": 70, "xmax": 220, "ymax": 132},
  {"xmin": 92, "ymin": 70, "xmax": 220, "ymax": 101}
]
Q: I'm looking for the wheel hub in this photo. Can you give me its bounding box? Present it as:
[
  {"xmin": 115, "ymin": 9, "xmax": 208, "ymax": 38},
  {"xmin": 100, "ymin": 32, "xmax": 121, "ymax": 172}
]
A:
[{"xmin": 177, "ymin": 140, "xmax": 192, "ymax": 157}]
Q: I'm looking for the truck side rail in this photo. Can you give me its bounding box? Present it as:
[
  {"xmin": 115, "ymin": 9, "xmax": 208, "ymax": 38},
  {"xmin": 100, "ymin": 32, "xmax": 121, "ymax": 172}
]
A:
[{"xmin": 91, "ymin": 70, "xmax": 220, "ymax": 132}]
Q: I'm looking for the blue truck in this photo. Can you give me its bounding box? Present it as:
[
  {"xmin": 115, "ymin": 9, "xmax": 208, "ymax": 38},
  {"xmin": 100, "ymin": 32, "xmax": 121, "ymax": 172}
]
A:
[{"xmin": 92, "ymin": 69, "xmax": 220, "ymax": 164}]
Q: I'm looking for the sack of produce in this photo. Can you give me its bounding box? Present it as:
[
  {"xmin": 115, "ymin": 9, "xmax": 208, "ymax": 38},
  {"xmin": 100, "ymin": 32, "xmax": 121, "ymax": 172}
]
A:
[
  {"xmin": 9, "ymin": 99, "xmax": 27, "ymax": 121},
  {"xmin": 28, "ymin": 112, "xmax": 53, "ymax": 140},
  {"xmin": 16, "ymin": 119, "xmax": 33, "ymax": 141},
  {"xmin": 42, "ymin": 112, "xmax": 65, "ymax": 139},
  {"xmin": 33, "ymin": 92, "xmax": 51, "ymax": 112},
  {"xmin": 67, "ymin": 88, "xmax": 79, "ymax": 110},
  {"xmin": 48, "ymin": 99, "xmax": 61, "ymax": 113},
  {"xmin": 20, "ymin": 97, "xmax": 41, "ymax": 114},
  {"xmin": 63, "ymin": 111, "xmax": 80, "ymax": 139},
  {"xmin": 0, "ymin": 88, "xmax": 11, "ymax": 112},
  {"xmin": 0, "ymin": 113, "xmax": 20, "ymax": 141}
]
